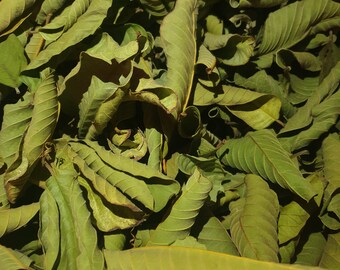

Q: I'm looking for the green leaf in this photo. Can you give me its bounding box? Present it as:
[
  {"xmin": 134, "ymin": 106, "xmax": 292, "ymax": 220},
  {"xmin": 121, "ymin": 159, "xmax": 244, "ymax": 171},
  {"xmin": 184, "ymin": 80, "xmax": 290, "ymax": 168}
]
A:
[
  {"xmin": 256, "ymin": 0, "xmax": 340, "ymax": 67},
  {"xmin": 160, "ymin": 0, "xmax": 197, "ymax": 117},
  {"xmin": 39, "ymin": 0, "xmax": 92, "ymax": 42},
  {"xmin": 279, "ymin": 86, "xmax": 340, "ymax": 152},
  {"xmin": 143, "ymin": 104, "xmax": 164, "ymax": 171},
  {"xmin": 46, "ymin": 144, "xmax": 104, "ymax": 270},
  {"xmin": 295, "ymin": 232, "xmax": 326, "ymax": 266},
  {"xmin": 24, "ymin": 0, "xmax": 113, "ymax": 71},
  {"xmin": 0, "ymin": 244, "xmax": 31, "ymax": 270},
  {"xmin": 229, "ymin": 0, "xmax": 286, "ymax": 8},
  {"xmin": 140, "ymin": 0, "xmax": 175, "ymax": 17},
  {"xmin": 103, "ymin": 231, "xmax": 127, "ymax": 250},
  {"xmin": 0, "ymin": 203, "xmax": 39, "ymax": 238},
  {"xmin": 279, "ymin": 61, "xmax": 340, "ymax": 136},
  {"xmin": 321, "ymin": 133, "xmax": 340, "ymax": 208},
  {"xmin": 0, "ymin": 92, "xmax": 33, "ymax": 168},
  {"xmin": 22, "ymin": 71, "xmax": 59, "ymax": 167},
  {"xmin": 36, "ymin": 0, "xmax": 69, "ymax": 25},
  {"xmin": 147, "ymin": 169, "xmax": 212, "ymax": 246},
  {"xmin": 319, "ymin": 233, "xmax": 340, "ymax": 270},
  {"xmin": 104, "ymin": 246, "xmax": 323, "ymax": 270},
  {"xmin": 234, "ymin": 70, "xmax": 296, "ymax": 118},
  {"xmin": 78, "ymin": 76, "xmax": 119, "ymax": 138},
  {"xmin": 0, "ymin": 0, "xmax": 37, "ymax": 35},
  {"xmin": 229, "ymin": 174, "xmax": 279, "ymax": 262},
  {"xmin": 280, "ymin": 240, "xmax": 297, "ymax": 264},
  {"xmin": 68, "ymin": 141, "xmax": 154, "ymax": 211},
  {"xmin": 193, "ymin": 83, "xmax": 281, "ymax": 130},
  {"xmin": 178, "ymin": 106, "xmax": 202, "ymax": 138},
  {"xmin": 203, "ymin": 32, "xmax": 255, "ymax": 66},
  {"xmin": 275, "ymin": 50, "xmax": 321, "ymax": 72},
  {"xmin": 278, "ymin": 201, "xmax": 310, "ymax": 245},
  {"xmin": 78, "ymin": 175, "xmax": 144, "ymax": 231},
  {"xmin": 287, "ymin": 75, "xmax": 320, "ymax": 105},
  {"xmin": 217, "ymin": 129, "xmax": 317, "ymax": 202},
  {"xmin": 80, "ymin": 140, "xmax": 180, "ymax": 212},
  {"xmin": 193, "ymin": 206, "xmax": 239, "ymax": 255},
  {"xmin": 39, "ymin": 188, "xmax": 60, "ymax": 270},
  {"xmin": 196, "ymin": 45, "xmax": 220, "ymax": 88},
  {"xmin": 0, "ymin": 34, "xmax": 27, "ymax": 88}
]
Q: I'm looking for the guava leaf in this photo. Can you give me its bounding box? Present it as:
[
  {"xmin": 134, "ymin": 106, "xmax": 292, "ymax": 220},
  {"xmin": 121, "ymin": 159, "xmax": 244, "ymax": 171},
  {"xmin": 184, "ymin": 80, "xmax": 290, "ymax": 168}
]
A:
[
  {"xmin": 217, "ymin": 129, "xmax": 317, "ymax": 202},
  {"xmin": 193, "ymin": 82, "xmax": 281, "ymax": 130},
  {"xmin": 0, "ymin": 203, "xmax": 39, "ymax": 238},
  {"xmin": 0, "ymin": 34, "xmax": 27, "ymax": 88},
  {"xmin": 229, "ymin": 174, "xmax": 279, "ymax": 262},
  {"xmin": 160, "ymin": 0, "xmax": 197, "ymax": 117},
  {"xmin": 147, "ymin": 169, "xmax": 212, "ymax": 246}
]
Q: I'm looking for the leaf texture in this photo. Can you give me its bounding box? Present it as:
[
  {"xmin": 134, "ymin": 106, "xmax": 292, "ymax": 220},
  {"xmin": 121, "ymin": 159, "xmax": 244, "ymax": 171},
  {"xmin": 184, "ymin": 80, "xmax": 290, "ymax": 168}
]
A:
[
  {"xmin": 46, "ymin": 145, "xmax": 104, "ymax": 270},
  {"xmin": 36, "ymin": 0, "xmax": 70, "ymax": 25},
  {"xmin": 257, "ymin": 0, "xmax": 340, "ymax": 57},
  {"xmin": 0, "ymin": 0, "xmax": 38, "ymax": 34},
  {"xmin": 0, "ymin": 244, "xmax": 30, "ymax": 270},
  {"xmin": 68, "ymin": 141, "xmax": 155, "ymax": 211},
  {"xmin": 39, "ymin": 189, "xmax": 60, "ymax": 270},
  {"xmin": 78, "ymin": 76, "xmax": 119, "ymax": 138},
  {"xmin": 160, "ymin": 0, "xmax": 197, "ymax": 116},
  {"xmin": 229, "ymin": 174, "xmax": 279, "ymax": 262},
  {"xmin": 229, "ymin": 0, "xmax": 286, "ymax": 8},
  {"xmin": 104, "ymin": 246, "xmax": 323, "ymax": 270},
  {"xmin": 217, "ymin": 129, "xmax": 316, "ymax": 201},
  {"xmin": 319, "ymin": 233, "xmax": 340, "ymax": 269},
  {"xmin": 147, "ymin": 169, "xmax": 212, "ymax": 246},
  {"xmin": 0, "ymin": 92, "xmax": 33, "ymax": 168},
  {"xmin": 193, "ymin": 83, "xmax": 281, "ymax": 130},
  {"xmin": 25, "ymin": 0, "xmax": 113, "ymax": 71},
  {"xmin": 0, "ymin": 203, "xmax": 39, "ymax": 238},
  {"xmin": 295, "ymin": 232, "xmax": 326, "ymax": 266},
  {"xmin": 40, "ymin": 0, "xmax": 91, "ymax": 41}
]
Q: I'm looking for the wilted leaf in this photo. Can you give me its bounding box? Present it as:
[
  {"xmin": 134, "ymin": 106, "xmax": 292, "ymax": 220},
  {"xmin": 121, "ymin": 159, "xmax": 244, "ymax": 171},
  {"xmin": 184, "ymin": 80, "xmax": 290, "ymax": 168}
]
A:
[
  {"xmin": 194, "ymin": 83, "xmax": 281, "ymax": 130},
  {"xmin": 0, "ymin": 203, "xmax": 39, "ymax": 238},
  {"xmin": 217, "ymin": 129, "xmax": 317, "ymax": 201},
  {"xmin": 256, "ymin": 0, "xmax": 340, "ymax": 67},
  {"xmin": 229, "ymin": 174, "xmax": 279, "ymax": 262},
  {"xmin": 0, "ymin": 0, "xmax": 37, "ymax": 35},
  {"xmin": 147, "ymin": 169, "xmax": 212, "ymax": 246},
  {"xmin": 160, "ymin": 0, "xmax": 197, "ymax": 117}
]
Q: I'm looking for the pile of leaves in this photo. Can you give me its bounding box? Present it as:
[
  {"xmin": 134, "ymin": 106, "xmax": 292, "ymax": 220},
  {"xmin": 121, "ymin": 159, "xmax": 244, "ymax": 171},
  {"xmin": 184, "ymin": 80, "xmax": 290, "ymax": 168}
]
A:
[{"xmin": 0, "ymin": 0, "xmax": 339, "ymax": 269}]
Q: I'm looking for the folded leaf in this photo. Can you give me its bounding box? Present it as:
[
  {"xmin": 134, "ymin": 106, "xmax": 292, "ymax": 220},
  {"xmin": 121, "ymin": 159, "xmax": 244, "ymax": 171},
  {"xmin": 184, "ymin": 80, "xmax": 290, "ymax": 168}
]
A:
[
  {"xmin": 193, "ymin": 206, "xmax": 239, "ymax": 255},
  {"xmin": 160, "ymin": 0, "xmax": 197, "ymax": 117},
  {"xmin": 229, "ymin": 174, "xmax": 279, "ymax": 262},
  {"xmin": 295, "ymin": 232, "xmax": 326, "ymax": 266},
  {"xmin": 0, "ymin": 0, "xmax": 37, "ymax": 35},
  {"xmin": 321, "ymin": 133, "xmax": 340, "ymax": 209},
  {"xmin": 234, "ymin": 70, "xmax": 296, "ymax": 118},
  {"xmin": 46, "ymin": 144, "xmax": 104, "ymax": 270},
  {"xmin": 139, "ymin": 0, "xmax": 175, "ymax": 17},
  {"xmin": 78, "ymin": 176, "xmax": 144, "ymax": 232},
  {"xmin": 25, "ymin": 0, "xmax": 113, "ymax": 71},
  {"xmin": 256, "ymin": 0, "xmax": 340, "ymax": 67},
  {"xmin": 147, "ymin": 169, "xmax": 212, "ymax": 246},
  {"xmin": 0, "ymin": 244, "xmax": 31, "ymax": 270},
  {"xmin": 39, "ymin": 0, "xmax": 92, "ymax": 42},
  {"xmin": 36, "ymin": 0, "xmax": 69, "ymax": 25},
  {"xmin": 39, "ymin": 188, "xmax": 60, "ymax": 270},
  {"xmin": 204, "ymin": 32, "xmax": 255, "ymax": 66},
  {"xmin": 193, "ymin": 82, "xmax": 281, "ymax": 130},
  {"xmin": 0, "ymin": 34, "xmax": 27, "ymax": 88},
  {"xmin": 229, "ymin": 0, "xmax": 286, "ymax": 8},
  {"xmin": 82, "ymin": 140, "xmax": 180, "ymax": 212},
  {"xmin": 0, "ymin": 203, "xmax": 39, "ymax": 238},
  {"xmin": 0, "ymin": 91, "xmax": 33, "ymax": 168},
  {"xmin": 78, "ymin": 76, "xmax": 119, "ymax": 138},
  {"xmin": 319, "ymin": 233, "xmax": 340, "ymax": 269},
  {"xmin": 217, "ymin": 129, "xmax": 317, "ymax": 201}
]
